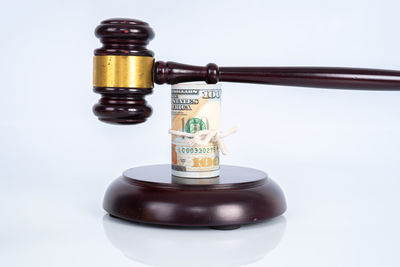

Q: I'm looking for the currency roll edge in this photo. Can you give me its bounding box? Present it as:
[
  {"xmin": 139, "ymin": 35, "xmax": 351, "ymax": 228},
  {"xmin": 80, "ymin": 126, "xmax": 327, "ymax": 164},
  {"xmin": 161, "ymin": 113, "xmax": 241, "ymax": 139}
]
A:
[{"xmin": 171, "ymin": 83, "xmax": 221, "ymax": 178}]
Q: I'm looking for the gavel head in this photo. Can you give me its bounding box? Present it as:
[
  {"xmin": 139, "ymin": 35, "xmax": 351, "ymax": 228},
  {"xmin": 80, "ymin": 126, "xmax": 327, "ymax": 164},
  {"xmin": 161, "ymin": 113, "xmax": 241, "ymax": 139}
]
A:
[{"xmin": 93, "ymin": 18, "xmax": 155, "ymax": 124}]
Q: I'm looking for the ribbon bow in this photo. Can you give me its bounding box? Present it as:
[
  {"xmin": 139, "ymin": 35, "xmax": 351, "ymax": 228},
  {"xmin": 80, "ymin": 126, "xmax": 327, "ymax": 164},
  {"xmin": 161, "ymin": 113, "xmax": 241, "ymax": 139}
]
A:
[{"xmin": 169, "ymin": 126, "xmax": 238, "ymax": 155}]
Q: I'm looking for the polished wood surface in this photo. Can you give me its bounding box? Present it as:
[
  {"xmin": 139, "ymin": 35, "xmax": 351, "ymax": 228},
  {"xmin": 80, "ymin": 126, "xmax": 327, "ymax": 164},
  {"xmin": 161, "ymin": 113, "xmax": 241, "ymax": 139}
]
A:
[
  {"xmin": 94, "ymin": 18, "xmax": 154, "ymax": 57},
  {"xmin": 103, "ymin": 165, "xmax": 287, "ymax": 228},
  {"xmin": 93, "ymin": 19, "xmax": 154, "ymax": 124},
  {"xmin": 93, "ymin": 18, "xmax": 400, "ymax": 125},
  {"xmin": 155, "ymin": 63, "xmax": 400, "ymax": 90}
]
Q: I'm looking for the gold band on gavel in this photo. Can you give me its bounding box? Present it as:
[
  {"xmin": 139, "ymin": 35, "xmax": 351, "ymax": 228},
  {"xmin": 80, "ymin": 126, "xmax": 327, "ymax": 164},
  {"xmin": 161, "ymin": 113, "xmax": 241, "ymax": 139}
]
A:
[{"xmin": 93, "ymin": 55, "xmax": 154, "ymax": 88}]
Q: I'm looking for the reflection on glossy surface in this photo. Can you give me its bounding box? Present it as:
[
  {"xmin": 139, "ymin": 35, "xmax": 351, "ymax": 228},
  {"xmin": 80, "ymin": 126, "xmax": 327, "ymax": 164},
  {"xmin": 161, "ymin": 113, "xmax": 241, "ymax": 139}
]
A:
[
  {"xmin": 103, "ymin": 215, "xmax": 286, "ymax": 267},
  {"xmin": 171, "ymin": 176, "xmax": 220, "ymax": 185}
]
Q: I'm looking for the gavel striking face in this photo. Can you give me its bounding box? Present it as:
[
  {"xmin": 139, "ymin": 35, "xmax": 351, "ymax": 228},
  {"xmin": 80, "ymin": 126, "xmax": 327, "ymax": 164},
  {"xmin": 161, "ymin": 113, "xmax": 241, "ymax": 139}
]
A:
[{"xmin": 93, "ymin": 18, "xmax": 400, "ymax": 125}]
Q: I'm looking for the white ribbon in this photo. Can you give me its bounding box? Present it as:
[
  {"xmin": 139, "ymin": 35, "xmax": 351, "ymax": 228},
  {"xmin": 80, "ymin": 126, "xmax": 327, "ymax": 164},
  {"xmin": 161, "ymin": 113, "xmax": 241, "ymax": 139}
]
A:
[{"xmin": 169, "ymin": 126, "xmax": 238, "ymax": 155}]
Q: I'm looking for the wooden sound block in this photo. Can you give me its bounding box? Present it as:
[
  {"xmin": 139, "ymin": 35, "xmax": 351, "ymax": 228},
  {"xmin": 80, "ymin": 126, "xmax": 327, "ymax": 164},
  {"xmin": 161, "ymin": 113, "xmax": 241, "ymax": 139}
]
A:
[{"xmin": 103, "ymin": 164, "xmax": 286, "ymax": 229}]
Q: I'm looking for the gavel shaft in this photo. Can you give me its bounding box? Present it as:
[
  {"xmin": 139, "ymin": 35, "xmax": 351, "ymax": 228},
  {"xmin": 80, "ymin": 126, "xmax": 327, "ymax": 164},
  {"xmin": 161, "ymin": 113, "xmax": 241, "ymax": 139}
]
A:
[
  {"xmin": 155, "ymin": 62, "xmax": 400, "ymax": 90},
  {"xmin": 220, "ymin": 66, "xmax": 400, "ymax": 90},
  {"xmin": 93, "ymin": 18, "xmax": 400, "ymax": 125}
]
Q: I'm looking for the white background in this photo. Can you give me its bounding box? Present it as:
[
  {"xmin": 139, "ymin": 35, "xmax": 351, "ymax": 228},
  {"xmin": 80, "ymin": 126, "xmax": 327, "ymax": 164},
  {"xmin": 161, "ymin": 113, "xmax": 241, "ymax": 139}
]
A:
[{"xmin": 1, "ymin": 0, "xmax": 400, "ymax": 266}]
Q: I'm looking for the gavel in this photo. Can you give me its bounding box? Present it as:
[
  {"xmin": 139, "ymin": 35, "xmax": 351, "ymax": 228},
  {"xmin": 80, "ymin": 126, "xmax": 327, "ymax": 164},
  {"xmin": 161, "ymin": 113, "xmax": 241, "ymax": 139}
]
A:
[{"xmin": 93, "ymin": 18, "xmax": 400, "ymax": 125}]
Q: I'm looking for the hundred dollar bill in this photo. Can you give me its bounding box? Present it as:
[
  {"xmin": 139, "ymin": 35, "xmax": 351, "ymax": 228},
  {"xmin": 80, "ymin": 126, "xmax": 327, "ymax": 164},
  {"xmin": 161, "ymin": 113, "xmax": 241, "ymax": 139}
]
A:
[{"xmin": 171, "ymin": 83, "xmax": 221, "ymax": 178}]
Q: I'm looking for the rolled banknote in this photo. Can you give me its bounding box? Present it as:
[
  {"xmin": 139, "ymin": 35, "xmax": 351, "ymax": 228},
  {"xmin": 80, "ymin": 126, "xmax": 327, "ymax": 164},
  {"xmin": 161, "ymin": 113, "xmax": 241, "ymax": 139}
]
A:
[{"xmin": 171, "ymin": 83, "xmax": 221, "ymax": 178}]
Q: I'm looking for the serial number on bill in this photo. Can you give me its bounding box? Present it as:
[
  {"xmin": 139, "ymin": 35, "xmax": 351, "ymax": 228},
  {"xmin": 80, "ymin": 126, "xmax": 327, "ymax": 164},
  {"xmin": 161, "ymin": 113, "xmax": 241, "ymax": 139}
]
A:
[{"xmin": 176, "ymin": 146, "xmax": 218, "ymax": 154}]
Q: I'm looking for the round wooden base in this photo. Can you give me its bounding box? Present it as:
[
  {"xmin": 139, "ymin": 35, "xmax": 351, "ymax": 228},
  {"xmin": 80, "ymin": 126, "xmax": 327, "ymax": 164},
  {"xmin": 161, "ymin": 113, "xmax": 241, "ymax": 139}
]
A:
[{"xmin": 103, "ymin": 164, "xmax": 286, "ymax": 229}]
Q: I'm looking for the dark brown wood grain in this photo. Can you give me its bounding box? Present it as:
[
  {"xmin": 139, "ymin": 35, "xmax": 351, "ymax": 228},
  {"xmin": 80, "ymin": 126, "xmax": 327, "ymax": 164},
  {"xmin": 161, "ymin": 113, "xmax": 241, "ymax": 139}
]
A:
[
  {"xmin": 93, "ymin": 18, "xmax": 400, "ymax": 126},
  {"xmin": 94, "ymin": 18, "xmax": 154, "ymax": 57},
  {"xmin": 154, "ymin": 63, "xmax": 400, "ymax": 90},
  {"xmin": 103, "ymin": 165, "xmax": 287, "ymax": 228},
  {"xmin": 93, "ymin": 18, "xmax": 154, "ymax": 124}
]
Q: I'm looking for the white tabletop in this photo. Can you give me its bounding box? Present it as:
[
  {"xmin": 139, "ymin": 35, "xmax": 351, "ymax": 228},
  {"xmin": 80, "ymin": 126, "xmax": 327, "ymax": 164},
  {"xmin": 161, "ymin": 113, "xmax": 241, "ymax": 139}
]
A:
[{"xmin": 2, "ymin": 157, "xmax": 399, "ymax": 267}]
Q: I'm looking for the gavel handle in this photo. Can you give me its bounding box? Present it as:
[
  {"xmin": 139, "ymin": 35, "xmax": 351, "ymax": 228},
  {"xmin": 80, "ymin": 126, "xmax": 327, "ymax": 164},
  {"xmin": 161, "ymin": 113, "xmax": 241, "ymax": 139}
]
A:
[{"xmin": 154, "ymin": 61, "xmax": 400, "ymax": 90}]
